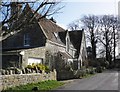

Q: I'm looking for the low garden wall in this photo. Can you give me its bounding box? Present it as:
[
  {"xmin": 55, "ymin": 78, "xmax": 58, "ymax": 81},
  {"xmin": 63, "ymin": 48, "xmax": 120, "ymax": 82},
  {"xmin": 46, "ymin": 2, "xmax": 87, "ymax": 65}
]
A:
[{"xmin": 0, "ymin": 70, "xmax": 56, "ymax": 91}]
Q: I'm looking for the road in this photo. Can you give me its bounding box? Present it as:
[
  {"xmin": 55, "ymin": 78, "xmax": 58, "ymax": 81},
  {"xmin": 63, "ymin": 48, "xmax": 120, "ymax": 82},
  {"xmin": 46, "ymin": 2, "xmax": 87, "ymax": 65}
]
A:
[{"xmin": 55, "ymin": 70, "xmax": 119, "ymax": 91}]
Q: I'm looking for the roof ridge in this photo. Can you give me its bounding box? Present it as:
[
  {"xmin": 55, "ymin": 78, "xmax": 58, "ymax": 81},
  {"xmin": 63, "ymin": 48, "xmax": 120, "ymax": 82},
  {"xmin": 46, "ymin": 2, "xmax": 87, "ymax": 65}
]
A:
[{"xmin": 24, "ymin": 4, "xmax": 66, "ymax": 32}]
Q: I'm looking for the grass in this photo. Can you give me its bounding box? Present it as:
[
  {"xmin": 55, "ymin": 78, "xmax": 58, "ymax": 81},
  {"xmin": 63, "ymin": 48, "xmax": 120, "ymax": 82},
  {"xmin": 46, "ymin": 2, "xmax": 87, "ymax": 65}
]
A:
[
  {"xmin": 2, "ymin": 80, "xmax": 64, "ymax": 92},
  {"xmin": 83, "ymin": 73, "xmax": 95, "ymax": 78},
  {"xmin": 80, "ymin": 73, "xmax": 96, "ymax": 79}
]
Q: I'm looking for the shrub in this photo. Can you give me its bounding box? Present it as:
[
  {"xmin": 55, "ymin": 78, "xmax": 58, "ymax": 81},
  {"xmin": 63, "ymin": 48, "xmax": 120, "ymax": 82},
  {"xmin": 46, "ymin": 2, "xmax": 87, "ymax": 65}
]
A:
[
  {"xmin": 26, "ymin": 64, "xmax": 50, "ymax": 73},
  {"xmin": 81, "ymin": 69, "xmax": 87, "ymax": 77},
  {"xmin": 45, "ymin": 66, "xmax": 50, "ymax": 73},
  {"xmin": 96, "ymin": 66, "xmax": 103, "ymax": 73},
  {"xmin": 15, "ymin": 68, "xmax": 21, "ymax": 74},
  {"xmin": 74, "ymin": 69, "xmax": 87, "ymax": 78},
  {"xmin": 27, "ymin": 65, "xmax": 32, "ymax": 69},
  {"xmin": 36, "ymin": 64, "xmax": 45, "ymax": 71},
  {"xmin": 89, "ymin": 67, "xmax": 96, "ymax": 74},
  {"xmin": 65, "ymin": 64, "xmax": 71, "ymax": 71}
]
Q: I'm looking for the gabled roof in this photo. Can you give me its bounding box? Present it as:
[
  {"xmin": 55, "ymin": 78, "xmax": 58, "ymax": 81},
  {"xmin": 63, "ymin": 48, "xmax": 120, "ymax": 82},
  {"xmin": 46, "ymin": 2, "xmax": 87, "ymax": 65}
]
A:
[
  {"xmin": 38, "ymin": 18, "xmax": 65, "ymax": 45},
  {"xmin": 59, "ymin": 30, "xmax": 83, "ymax": 50},
  {"xmin": 59, "ymin": 30, "xmax": 84, "ymax": 58},
  {"xmin": 58, "ymin": 31, "xmax": 67, "ymax": 44},
  {"xmin": 1, "ymin": 3, "xmax": 35, "ymax": 41},
  {"xmin": 25, "ymin": 4, "xmax": 66, "ymax": 45},
  {"xmin": 2, "ymin": 3, "xmax": 66, "ymax": 46},
  {"xmin": 69, "ymin": 30, "xmax": 83, "ymax": 51}
]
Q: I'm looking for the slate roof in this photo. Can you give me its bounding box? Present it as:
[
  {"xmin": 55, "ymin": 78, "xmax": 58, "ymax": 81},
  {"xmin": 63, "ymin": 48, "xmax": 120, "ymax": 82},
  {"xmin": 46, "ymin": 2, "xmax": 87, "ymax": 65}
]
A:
[
  {"xmin": 59, "ymin": 51, "xmax": 73, "ymax": 59},
  {"xmin": 58, "ymin": 30, "xmax": 84, "ymax": 58},
  {"xmin": 69, "ymin": 30, "xmax": 83, "ymax": 50},
  {"xmin": 38, "ymin": 18, "xmax": 65, "ymax": 45},
  {"xmin": 59, "ymin": 30, "xmax": 83, "ymax": 50},
  {"xmin": 28, "ymin": 4, "xmax": 66, "ymax": 45},
  {"xmin": 2, "ymin": 3, "xmax": 66, "ymax": 47}
]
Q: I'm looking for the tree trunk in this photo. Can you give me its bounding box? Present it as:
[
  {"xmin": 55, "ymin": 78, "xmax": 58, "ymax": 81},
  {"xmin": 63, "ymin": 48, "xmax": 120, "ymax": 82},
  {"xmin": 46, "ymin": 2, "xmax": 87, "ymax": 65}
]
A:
[
  {"xmin": 105, "ymin": 31, "xmax": 109, "ymax": 62},
  {"xmin": 113, "ymin": 26, "xmax": 116, "ymax": 67},
  {"xmin": 91, "ymin": 29, "xmax": 96, "ymax": 59}
]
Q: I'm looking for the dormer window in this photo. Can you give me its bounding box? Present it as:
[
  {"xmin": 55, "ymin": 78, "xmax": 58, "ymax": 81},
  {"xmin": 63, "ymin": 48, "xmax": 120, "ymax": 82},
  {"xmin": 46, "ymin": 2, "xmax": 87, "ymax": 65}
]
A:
[
  {"xmin": 54, "ymin": 32, "xmax": 58, "ymax": 38},
  {"xmin": 66, "ymin": 31, "xmax": 70, "ymax": 52},
  {"xmin": 24, "ymin": 33, "xmax": 30, "ymax": 46}
]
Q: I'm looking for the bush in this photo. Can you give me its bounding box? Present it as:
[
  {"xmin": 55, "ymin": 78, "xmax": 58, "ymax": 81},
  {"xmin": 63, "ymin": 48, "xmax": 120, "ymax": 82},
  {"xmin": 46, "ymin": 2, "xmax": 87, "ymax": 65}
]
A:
[
  {"xmin": 74, "ymin": 69, "xmax": 87, "ymax": 78},
  {"xmin": 45, "ymin": 66, "xmax": 50, "ymax": 73},
  {"xmin": 26, "ymin": 65, "xmax": 33, "ymax": 69},
  {"xmin": 15, "ymin": 68, "xmax": 21, "ymax": 74},
  {"xmin": 65, "ymin": 64, "xmax": 71, "ymax": 71},
  {"xmin": 26, "ymin": 63, "xmax": 50, "ymax": 73},
  {"xmin": 85, "ymin": 67, "xmax": 96, "ymax": 74},
  {"xmin": 86, "ymin": 68, "xmax": 90, "ymax": 74},
  {"xmin": 36, "ymin": 64, "xmax": 45, "ymax": 71},
  {"xmin": 96, "ymin": 66, "xmax": 103, "ymax": 73}
]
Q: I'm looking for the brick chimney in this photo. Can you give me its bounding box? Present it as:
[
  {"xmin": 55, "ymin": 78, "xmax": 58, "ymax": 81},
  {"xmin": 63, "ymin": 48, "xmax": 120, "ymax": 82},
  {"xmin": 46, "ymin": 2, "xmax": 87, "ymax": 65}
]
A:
[{"xmin": 10, "ymin": 2, "xmax": 22, "ymax": 29}]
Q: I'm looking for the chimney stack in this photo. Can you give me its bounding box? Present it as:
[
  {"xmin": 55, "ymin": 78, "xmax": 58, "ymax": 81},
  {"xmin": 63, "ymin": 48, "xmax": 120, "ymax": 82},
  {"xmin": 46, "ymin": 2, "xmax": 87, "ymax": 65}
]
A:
[
  {"xmin": 50, "ymin": 17, "xmax": 56, "ymax": 23},
  {"xmin": 10, "ymin": 2, "xmax": 22, "ymax": 18}
]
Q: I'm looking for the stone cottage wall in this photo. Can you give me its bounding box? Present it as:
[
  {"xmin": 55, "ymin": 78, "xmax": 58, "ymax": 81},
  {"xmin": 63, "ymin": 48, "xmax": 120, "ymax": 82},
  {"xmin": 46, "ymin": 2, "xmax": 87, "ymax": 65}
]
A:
[
  {"xmin": 46, "ymin": 40, "xmax": 76, "ymax": 57},
  {"xmin": 46, "ymin": 41, "xmax": 65, "ymax": 53},
  {"xmin": 0, "ymin": 70, "xmax": 56, "ymax": 91},
  {"xmin": 22, "ymin": 47, "xmax": 46, "ymax": 67}
]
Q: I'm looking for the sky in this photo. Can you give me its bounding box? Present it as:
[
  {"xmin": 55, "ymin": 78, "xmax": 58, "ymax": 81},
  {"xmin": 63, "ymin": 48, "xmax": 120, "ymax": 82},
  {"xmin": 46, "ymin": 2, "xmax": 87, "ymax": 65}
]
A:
[
  {"xmin": 52, "ymin": 0, "xmax": 120, "ymax": 29},
  {"xmin": 51, "ymin": 0, "xmax": 120, "ymax": 55},
  {"xmin": 1, "ymin": 0, "xmax": 120, "ymax": 55}
]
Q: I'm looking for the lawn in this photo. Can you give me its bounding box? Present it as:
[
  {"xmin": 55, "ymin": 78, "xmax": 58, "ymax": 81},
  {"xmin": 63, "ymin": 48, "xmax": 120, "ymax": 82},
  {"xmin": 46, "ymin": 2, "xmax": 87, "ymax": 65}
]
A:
[{"xmin": 2, "ymin": 80, "xmax": 64, "ymax": 92}]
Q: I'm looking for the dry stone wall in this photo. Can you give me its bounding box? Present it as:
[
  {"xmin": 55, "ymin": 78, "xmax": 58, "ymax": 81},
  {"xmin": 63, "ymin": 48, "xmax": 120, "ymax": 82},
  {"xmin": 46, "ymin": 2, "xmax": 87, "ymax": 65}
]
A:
[{"xmin": 0, "ymin": 70, "xmax": 56, "ymax": 91}]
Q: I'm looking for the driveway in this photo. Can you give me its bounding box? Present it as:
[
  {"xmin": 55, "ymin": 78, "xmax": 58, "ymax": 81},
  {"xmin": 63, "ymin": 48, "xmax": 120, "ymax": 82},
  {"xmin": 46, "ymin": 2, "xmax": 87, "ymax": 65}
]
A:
[{"xmin": 54, "ymin": 70, "xmax": 119, "ymax": 92}]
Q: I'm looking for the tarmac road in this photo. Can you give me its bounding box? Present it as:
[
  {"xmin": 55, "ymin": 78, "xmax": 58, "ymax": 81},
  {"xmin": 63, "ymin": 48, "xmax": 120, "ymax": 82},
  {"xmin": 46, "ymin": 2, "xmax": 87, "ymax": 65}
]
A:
[{"xmin": 55, "ymin": 70, "xmax": 119, "ymax": 92}]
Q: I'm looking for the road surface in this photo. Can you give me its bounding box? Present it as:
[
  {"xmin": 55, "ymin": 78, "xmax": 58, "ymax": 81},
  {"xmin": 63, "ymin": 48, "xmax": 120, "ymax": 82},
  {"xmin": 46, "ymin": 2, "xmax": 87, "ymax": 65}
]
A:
[{"xmin": 55, "ymin": 70, "xmax": 119, "ymax": 91}]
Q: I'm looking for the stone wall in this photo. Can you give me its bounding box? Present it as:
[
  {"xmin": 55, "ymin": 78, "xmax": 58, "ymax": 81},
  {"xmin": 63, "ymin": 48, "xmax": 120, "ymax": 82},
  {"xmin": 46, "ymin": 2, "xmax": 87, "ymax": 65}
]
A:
[
  {"xmin": 22, "ymin": 47, "xmax": 46, "ymax": 67},
  {"xmin": 0, "ymin": 70, "xmax": 56, "ymax": 91},
  {"xmin": 46, "ymin": 40, "xmax": 76, "ymax": 58},
  {"xmin": 78, "ymin": 32, "xmax": 87, "ymax": 69}
]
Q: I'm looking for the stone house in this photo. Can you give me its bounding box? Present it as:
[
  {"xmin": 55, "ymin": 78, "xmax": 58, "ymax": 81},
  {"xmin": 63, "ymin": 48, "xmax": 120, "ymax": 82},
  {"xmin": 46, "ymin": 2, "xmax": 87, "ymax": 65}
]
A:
[
  {"xmin": 58, "ymin": 30, "xmax": 87, "ymax": 69},
  {"xmin": 2, "ymin": 3, "xmax": 87, "ymax": 70}
]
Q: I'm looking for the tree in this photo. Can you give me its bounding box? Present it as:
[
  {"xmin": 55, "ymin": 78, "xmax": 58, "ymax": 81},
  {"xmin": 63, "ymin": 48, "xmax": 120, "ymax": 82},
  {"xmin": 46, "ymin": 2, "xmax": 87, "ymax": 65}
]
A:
[
  {"xmin": 1, "ymin": 0, "xmax": 63, "ymax": 36},
  {"xmin": 67, "ymin": 15, "xmax": 98, "ymax": 60},
  {"xmin": 97, "ymin": 15, "xmax": 118, "ymax": 67},
  {"xmin": 81, "ymin": 15, "xmax": 99, "ymax": 59},
  {"xmin": 67, "ymin": 15, "xmax": 119, "ymax": 68},
  {"xmin": 67, "ymin": 20, "xmax": 81, "ymax": 31}
]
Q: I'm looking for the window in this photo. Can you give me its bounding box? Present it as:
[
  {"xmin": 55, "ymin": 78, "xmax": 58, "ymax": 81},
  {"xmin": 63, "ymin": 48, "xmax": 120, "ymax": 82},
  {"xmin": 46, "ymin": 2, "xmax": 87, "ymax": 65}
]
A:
[
  {"xmin": 24, "ymin": 33, "xmax": 30, "ymax": 46},
  {"xmin": 66, "ymin": 38, "xmax": 70, "ymax": 52},
  {"xmin": 54, "ymin": 32, "xmax": 58, "ymax": 38},
  {"xmin": 28, "ymin": 58, "xmax": 43, "ymax": 65}
]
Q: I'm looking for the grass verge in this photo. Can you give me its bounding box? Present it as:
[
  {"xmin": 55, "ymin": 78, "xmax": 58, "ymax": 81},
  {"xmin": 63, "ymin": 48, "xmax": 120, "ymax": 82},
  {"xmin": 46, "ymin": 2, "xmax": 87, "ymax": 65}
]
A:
[
  {"xmin": 2, "ymin": 80, "xmax": 64, "ymax": 92},
  {"xmin": 80, "ymin": 73, "xmax": 96, "ymax": 79}
]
